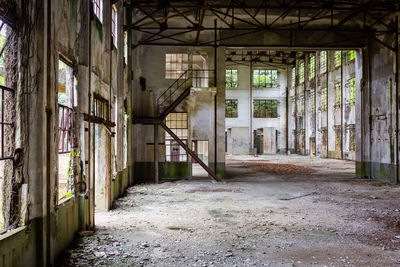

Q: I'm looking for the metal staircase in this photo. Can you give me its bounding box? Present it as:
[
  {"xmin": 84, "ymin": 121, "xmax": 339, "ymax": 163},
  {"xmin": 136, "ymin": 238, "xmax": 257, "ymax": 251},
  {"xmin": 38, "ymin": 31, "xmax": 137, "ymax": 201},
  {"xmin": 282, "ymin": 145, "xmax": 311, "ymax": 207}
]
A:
[{"xmin": 132, "ymin": 69, "xmax": 221, "ymax": 182}]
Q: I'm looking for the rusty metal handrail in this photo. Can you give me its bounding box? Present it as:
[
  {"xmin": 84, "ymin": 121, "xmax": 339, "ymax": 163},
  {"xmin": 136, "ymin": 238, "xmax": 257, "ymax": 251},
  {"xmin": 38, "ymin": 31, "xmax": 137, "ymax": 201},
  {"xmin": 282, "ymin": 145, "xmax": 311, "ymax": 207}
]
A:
[{"xmin": 156, "ymin": 69, "xmax": 215, "ymax": 115}]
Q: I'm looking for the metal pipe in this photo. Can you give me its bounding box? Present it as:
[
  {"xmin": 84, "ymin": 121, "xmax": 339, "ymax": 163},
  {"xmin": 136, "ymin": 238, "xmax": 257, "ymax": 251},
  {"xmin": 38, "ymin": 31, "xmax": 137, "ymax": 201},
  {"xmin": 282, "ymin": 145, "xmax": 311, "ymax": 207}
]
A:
[
  {"xmin": 368, "ymin": 34, "xmax": 372, "ymax": 179},
  {"xmin": 341, "ymin": 50, "xmax": 344, "ymax": 159},
  {"xmin": 214, "ymin": 19, "xmax": 217, "ymax": 173},
  {"xmin": 285, "ymin": 66, "xmax": 289, "ymax": 153},
  {"xmin": 303, "ymin": 54, "xmax": 307, "ymax": 155},
  {"xmin": 361, "ymin": 48, "xmax": 365, "ymax": 178},
  {"xmin": 249, "ymin": 55, "xmax": 253, "ymax": 153},
  {"xmin": 395, "ymin": 15, "xmax": 399, "ymax": 183},
  {"xmin": 315, "ymin": 52, "xmax": 317, "ymax": 156},
  {"xmin": 88, "ymin": 0, "xmax": 93, "ymax": 229},
  {"xmin": 108, "ymin": 2, "xmax": 113, "ymax": 209},
  {"xmin": 294, "ymin": 60, "xmax": 298, "ymax": 153},
  {"xmin": 154, "ymin": 124, "xmax": 158, "ymax": 183},
  {"xmin": 326, "ymin": 51, "xmax": 329, "ymax": 157},
  {"xmin": 45, "ymin": 0, "xmax": 52, "ymax": 264}
]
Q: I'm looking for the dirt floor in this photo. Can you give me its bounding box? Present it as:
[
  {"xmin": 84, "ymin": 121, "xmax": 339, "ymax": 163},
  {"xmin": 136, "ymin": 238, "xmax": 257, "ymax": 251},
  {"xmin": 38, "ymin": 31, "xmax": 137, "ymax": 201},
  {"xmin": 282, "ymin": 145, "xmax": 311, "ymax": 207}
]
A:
[{"xmin": 58, "ymin": 155, "xmax": 400, "ymax": 266}]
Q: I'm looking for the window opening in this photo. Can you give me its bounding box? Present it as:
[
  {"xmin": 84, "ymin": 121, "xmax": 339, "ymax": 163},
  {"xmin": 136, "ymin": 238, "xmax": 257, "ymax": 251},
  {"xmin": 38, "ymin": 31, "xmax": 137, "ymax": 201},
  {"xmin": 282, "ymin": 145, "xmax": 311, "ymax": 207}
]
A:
[
  {"xmin": 165, "ymin": 113, "xmax": 188, "ymax": 162},
  {"xmin": 252, "ymin": 69, "xmax": 278, "ymax": 88},
  {"xmin": 225, "ymin": 99, "xmax": 238, "ymax": 118},
  {"xmin": 253, "ymin": 99, "xmax": 278, "ymax": 118},
  {"xmin": 165, "ymin": 53, "xmax": 188, "ymax": 79},
  {"xmin": 226, "ymin": 69, "xmax": 238, "ymax": 88}
]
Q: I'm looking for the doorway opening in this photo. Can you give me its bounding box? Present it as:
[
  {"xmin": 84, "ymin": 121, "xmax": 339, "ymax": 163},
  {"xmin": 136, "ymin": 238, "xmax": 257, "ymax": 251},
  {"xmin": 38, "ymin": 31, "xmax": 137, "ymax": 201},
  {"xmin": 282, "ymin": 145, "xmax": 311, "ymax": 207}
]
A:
[{"xmin": 192, "ymin": 140, "xmax": 209, "ymax": 177}]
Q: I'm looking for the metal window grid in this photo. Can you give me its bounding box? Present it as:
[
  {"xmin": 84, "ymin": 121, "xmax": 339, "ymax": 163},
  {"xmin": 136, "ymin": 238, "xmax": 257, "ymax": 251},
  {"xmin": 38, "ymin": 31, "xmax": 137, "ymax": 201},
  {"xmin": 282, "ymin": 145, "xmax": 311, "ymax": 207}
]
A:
[
  {"xmin": 225, "ymin": 99, "xmax": 238, "ymax": 118},
  {"xmin": 253, "ymin": 99, "xmax": 278, "ymax": 118},
  {"xmin": 58, "ymin": 104, "xmax": 74, "ymax": 154},
  {"xmin": 165, "ymin": 113, "xmax": 188, "ymax": 162},
  {"xmin": 252, "ymin": 69, "xmax": 278, "ymax": 88},
  {"xmin": 225, "ymin": 69, "xmax": 238, "ymax": 88},
  {"xmin": 0, "ymin": 85, "xmax": 15, "ymax": 160},
  {"xmin": 93, "ymin": 0, "xmax": 102, "ymax": 21},
  {"xmin": 165, "ymin": 53, "xmax": 189, "ymax": 79}
]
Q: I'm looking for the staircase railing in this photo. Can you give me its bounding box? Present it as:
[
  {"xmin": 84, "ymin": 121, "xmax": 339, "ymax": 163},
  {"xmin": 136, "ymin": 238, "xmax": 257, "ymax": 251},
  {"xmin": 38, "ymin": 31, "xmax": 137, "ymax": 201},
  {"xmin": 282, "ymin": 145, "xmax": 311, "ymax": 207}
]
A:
[
  {"xmin": 156, "ymin": 69, "xmax": 216, "ymax": 116},
  {"xmin": 157, "ymin": 70, "xmax": 191, "ymax": 115}
]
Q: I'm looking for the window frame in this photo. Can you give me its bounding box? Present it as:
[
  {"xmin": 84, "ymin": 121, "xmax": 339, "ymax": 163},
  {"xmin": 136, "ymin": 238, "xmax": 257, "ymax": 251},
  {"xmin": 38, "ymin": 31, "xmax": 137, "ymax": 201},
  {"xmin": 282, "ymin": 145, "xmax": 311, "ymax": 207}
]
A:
[
  {"xmin": 252, "ymin": 69, "xmax": 278, "ymax": 88},
  {"xmin": 320, "ymin": 51, "xmax": 327, "ymax": 74},
  {"xmin": 253, "ymin": 99, "xmax": 279, "ymax": 118},
  {"xmin": 165, "ymin": 112, "xmax": 188, "ymax": 162},
  {"xmin": 299, "ymin": 62, "xmax": 305, "ymax": 84},
  {"xmin": 93, "ymin": 0, "xmax": 103, "ymax": 22},
  {"xmin": 225, "ymin": 69, "xmax": 238, "ymax": 88},
  {"xmin": 225, "ymin": 99, "xmax": 238, "ymax": 118},
  {"xmin": 111, "ymin": 5, "xmax": 117, "ymax": 47},
  {"xmin": 308, "ymin": 55, "xmax": 315, "ymax": 80},
  {"xmin": 291, "ymin": 67, "xmax": 296, "ymax": 87},
  {"xmin": 321, "ymin": 87, "xmax": 327, "ymax": 111},
  {"xmin": 165, "ymin": 53, "xmax": 189, "ymax": 79},
  {"xmin": 334, "ymin": 51, "xmax": 342, "ymax": 68},
  {"xmin": 348, "ymin": 77, "xmax": 356, "ymax": 106}
]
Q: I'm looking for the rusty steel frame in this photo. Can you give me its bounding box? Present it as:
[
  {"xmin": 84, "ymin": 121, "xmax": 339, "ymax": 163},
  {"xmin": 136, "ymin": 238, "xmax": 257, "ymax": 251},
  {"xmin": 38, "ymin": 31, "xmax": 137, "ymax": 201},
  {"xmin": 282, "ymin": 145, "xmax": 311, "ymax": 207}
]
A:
[{"xmin": 124, "ymin": 0, "xmax": 399, "ymax": 49}]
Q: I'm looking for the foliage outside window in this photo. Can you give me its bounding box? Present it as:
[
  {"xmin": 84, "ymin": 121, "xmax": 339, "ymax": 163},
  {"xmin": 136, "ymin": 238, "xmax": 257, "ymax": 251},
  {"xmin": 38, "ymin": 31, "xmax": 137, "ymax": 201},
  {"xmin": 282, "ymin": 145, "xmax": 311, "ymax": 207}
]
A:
[
  {"xmin": 253, "ymin": 99, "xmax": 278, "ymax": 118},
  {"xmin": 334, "ymin": 51, "xmax": 342, "ymax": 67},
  {"xmin": 291, "ymin": 67, "xmax": 296, "ymax": 87},
  {"xmin": 226, "ymin": 69, "xmax": 238, "ymax": 88},
  {"xmin": 310, "ymin": 90, "xmax": 315, "ymax": 113},
  {"xmin": 252, "ymin": 69, "xmax": 278, "ymax": 88},
  {"xmin": 93, "ymin": 0, "xmax": 103, "ymax": 22},
  {"xmin": 309, "ymin": 55, "xmax": 315, "ymax": 80},
  {"xmin": 165, "ymin": 53, "xmax": 189, "ymax": 79},
  {"xmin": 335, "ymin": 82, "xmax": 341, "ymax": 107},
  {"xmin": 320, "ymin": 51, "xmax": 327, "ymax": 74},
  {"xmin": 58, "ymin": 59, "xmax": 76, "ymax": 203},
  {"xmin": 299, "ymin": 62, "xmax": 305, "ymax": 84},
  {"xmin": 321, "ymin": 87, "xmax": 327, "ymax": 111},
  {"xmin": 348, "ymin": 50, "xmax": 356, "ymax": 61},
  {"xmin": 225, "ymin": 99, "xmax": 238, "ymax": 118},
  {"xmin": 348, "ymin": 77, "xmax": 356, "ymax": 106}
]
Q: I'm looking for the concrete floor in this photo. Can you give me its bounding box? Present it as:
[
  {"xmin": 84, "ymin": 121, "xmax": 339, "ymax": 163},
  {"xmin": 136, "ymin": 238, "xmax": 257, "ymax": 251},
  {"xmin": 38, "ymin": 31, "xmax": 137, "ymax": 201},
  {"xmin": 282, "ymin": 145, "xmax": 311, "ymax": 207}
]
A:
[{"xmin": 59, "ymin": 155, "xmax": 400, "ymax": 266}]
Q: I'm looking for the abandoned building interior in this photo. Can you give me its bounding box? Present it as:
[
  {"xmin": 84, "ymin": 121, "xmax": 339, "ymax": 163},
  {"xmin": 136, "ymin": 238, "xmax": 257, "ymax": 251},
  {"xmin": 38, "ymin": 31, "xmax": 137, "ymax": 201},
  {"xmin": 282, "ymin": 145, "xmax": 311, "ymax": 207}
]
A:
[{"xmin": 1, "ymin": 0, "xmax": 400, "ymax": 266}]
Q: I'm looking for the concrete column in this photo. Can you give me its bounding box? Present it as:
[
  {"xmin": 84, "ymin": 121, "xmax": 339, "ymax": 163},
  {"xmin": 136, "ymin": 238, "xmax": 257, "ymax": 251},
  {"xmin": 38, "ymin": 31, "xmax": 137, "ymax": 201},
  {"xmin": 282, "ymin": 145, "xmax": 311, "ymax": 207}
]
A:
[{"xmin": 210, "ymin": 46, "xmax": 226, "ymax": 178}]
